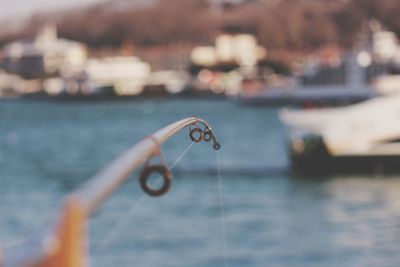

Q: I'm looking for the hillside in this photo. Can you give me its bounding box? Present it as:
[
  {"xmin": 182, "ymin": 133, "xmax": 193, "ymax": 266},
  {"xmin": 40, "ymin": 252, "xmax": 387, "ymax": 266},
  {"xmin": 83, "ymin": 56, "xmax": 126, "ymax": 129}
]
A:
[{"xmin": 1, "ymin": 0, "xmax": 400, "ymax": 51}]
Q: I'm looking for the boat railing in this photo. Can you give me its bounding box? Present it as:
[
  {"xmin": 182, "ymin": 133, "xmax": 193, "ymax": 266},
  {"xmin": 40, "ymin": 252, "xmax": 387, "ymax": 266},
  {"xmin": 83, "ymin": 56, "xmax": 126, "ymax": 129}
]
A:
[{"xmin": 0, "ymin": 116, "xmax": 220, "ymax": 267}]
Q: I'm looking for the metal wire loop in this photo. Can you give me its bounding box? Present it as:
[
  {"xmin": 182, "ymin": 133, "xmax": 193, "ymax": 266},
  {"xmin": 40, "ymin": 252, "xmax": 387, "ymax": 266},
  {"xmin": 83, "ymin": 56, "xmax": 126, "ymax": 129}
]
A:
[
  {"xmin": 213, "ymin": 142, "xmax": 221, "ymax": 150},
  {"xmin": 188, "ymin": 121, "xmax": 221, "ymax": 150},
  {"xmin": 203, "ymin": 129, "xmax": 213, "ymax": 142},
  {"xmin": 139, "ymin": 164, "xmax": 172, "ymax": 197},
  {"xmin": 190, "ymin": 128, "xmax": 204, "ymax": 142},
  {"xmin": 203, "ymin": 126, "xmax": 221, "ymax": 150}
]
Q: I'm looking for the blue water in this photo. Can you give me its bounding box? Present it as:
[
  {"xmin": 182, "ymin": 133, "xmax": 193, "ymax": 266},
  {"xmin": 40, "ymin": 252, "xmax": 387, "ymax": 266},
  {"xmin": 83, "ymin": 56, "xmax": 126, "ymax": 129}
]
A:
[{"xmin": 1, "ymin": 100, "xmax": 400, "ymax": 267}]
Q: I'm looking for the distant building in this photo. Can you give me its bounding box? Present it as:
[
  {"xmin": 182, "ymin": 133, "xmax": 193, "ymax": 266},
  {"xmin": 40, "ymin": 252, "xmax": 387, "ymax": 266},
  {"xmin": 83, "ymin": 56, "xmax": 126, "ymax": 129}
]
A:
[
  {"xmin": 364, "ymin": 20, "xmax": 400, "ymax": 63},
  {"xmin": 67, "ymin": 56, "xmax": 151, "ymax": 96},
  {"xmin": 190, "ymin": 34, "xmax": 266, "ymax": 96},
  {"xmin": 0, "ymin": 70, "xmax": 22, "ymax": 97},
  {"xmin": 2, "ymin": 25, "xmax": 87, "ymax": 79},
  {"xmin": 62, "ymin": 56, "xmax": 186, "ymax": 97},
  {"xmin": 372, "ymin": 31, "xmax": 399, "ymax": 62},
  {"xmin": 137, "ymin": 45, "xmax": 192, "ymax": 71},
  {"xmin": 191, "ymin": 33, "xmax": 266, "ymax": 68}
]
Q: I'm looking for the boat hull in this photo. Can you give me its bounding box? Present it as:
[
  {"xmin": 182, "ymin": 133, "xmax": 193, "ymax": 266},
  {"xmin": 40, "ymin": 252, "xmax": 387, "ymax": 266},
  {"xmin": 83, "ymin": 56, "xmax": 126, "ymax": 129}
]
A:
[
  {"xmin": 289, "ymin": 137, "xmax": 400, "ymax": 174},
  {"xmin": 239, "ymin": 87, "xmax": 376, "ymax": 107}
]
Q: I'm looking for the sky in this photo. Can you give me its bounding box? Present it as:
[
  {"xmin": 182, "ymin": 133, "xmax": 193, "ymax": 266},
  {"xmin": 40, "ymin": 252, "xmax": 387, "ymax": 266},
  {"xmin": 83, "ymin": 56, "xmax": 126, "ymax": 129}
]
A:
[{"xmin": 0, "ymin": 0, "xmax": 104, "ymax": 20}]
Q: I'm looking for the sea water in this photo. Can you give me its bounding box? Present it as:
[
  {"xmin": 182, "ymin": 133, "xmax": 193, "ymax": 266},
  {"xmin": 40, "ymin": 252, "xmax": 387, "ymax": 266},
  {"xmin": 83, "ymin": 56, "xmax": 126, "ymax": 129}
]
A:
[{"xmin": 1, "ymin": 99, "xmax": 400, "ymax": 267}]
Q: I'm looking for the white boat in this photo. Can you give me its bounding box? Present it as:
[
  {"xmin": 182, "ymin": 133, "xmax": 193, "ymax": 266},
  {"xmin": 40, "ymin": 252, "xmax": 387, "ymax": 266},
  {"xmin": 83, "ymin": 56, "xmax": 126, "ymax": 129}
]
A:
[{"xmin": 279, "ymin": 93, "xmax": 400, "ymax": 173}]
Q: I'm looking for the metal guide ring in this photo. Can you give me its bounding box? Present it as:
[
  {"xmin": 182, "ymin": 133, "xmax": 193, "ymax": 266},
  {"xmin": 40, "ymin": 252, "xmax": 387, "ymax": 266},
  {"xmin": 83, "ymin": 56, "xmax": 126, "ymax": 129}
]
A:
[
  {"xmin": 139, "ymin": 165, "xmax": 172, "ymax": 197},
  {"xmin": 213, "ymin": 142, "xmax": 221, "ymax": 150},
  {"xmin": 203, "ymin": 129, "xmax": 212, "ymax": 142},
  {"xmin": 190, "ymin": 128, "xmax": 204, "ymax": 142}
]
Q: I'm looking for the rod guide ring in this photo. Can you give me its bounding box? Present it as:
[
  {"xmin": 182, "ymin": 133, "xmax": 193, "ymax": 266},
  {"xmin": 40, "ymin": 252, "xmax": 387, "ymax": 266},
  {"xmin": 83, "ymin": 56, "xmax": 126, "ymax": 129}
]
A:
[
  {"xmin": 203, "ymin": 130, "xmax": 213, "ymax": 142},
  {"xmin": 213, "ymin": 142, "xmax": 221, "ymax": 150},
  {"xmin": 139, "ymin": 165, "xmax": 172, "ymax": 197},
  {"xmin": 189, "ymin": 128, "xmax": 204, "ymax": 142}
]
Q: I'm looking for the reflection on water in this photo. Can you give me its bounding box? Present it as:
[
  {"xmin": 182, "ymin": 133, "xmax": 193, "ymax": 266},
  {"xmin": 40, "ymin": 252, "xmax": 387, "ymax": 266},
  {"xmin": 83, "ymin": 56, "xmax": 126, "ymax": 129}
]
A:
[{"xmin": 1, "ymin": 100, "xmax": 400, "ymax": 266}]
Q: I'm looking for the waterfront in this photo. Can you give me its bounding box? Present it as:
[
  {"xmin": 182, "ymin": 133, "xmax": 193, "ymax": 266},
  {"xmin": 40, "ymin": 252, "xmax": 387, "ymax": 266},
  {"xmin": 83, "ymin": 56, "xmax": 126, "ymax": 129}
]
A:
[{"xmin": 1, "ymin": 100, "xmax": 400, "ymax": 267}]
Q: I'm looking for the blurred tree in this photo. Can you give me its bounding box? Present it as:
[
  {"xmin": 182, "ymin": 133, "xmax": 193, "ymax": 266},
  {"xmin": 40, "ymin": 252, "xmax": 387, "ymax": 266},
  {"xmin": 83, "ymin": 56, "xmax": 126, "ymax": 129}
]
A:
[{"xmin": 2, "ymin": 0, "xmax": 400, "ymax": 51}]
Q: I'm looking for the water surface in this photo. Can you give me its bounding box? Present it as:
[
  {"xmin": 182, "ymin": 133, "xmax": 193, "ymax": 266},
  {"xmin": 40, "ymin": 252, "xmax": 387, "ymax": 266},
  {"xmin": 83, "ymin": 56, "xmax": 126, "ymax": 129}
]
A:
[{"xmin": 1, "ymin": 100, "xmax": 400, "ymax": 267}]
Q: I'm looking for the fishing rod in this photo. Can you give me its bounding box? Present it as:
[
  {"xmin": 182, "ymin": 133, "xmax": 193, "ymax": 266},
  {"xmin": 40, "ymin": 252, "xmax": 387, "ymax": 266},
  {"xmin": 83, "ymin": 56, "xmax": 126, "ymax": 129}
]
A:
[{"xmin": 0, "ymin": 116, "xmax": 220, "ymax": 267}]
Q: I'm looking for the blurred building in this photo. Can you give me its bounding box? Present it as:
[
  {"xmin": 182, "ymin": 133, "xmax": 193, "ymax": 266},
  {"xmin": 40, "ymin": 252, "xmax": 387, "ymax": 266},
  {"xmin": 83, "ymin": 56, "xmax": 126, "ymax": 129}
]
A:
[
  {"xmin": 61, "ymin": 56, "xmax": 187, "ymax": 98},
  {"xmin": 0, "ymin": 70, "xmax": 22, "ymax": 97},
  {"xmin": 364, "ymin": 21, "xmax": 400, "ymax": 63},
  {"xmin": 191, "ymin": 33, "xmax": 266, "ymax": 68},
  {"xmin": 372, "ymin": 31, "xmax": 400, "ymax": 62},
  {"xmin": 2, "ymin": 25, "xmax": 87, "ymax": 80},
  {"xmin": 137, "ymin": 45, "xmax": 192, "ymax": 71},
  {"xmin": 190, "ymin": 33, "xmax": 267, "ymax": 96},
  {"xmin": 63, "ymin": 56, "xmax": 151, "ymax": 96}
]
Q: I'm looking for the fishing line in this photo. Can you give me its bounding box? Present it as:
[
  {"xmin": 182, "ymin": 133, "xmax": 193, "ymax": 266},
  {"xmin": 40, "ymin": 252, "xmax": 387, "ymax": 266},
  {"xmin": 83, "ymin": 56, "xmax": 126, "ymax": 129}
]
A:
[
  {"xmin": 95, "ymin": 141, "xmax": 195, "ymax": 252},
  {"xmin": 217, "ymin": 150, "xmax": 229, "ymax": 267},
  {"xmin": 169, "ymin": 142, "xmax": 195, "ymax": 170}
]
